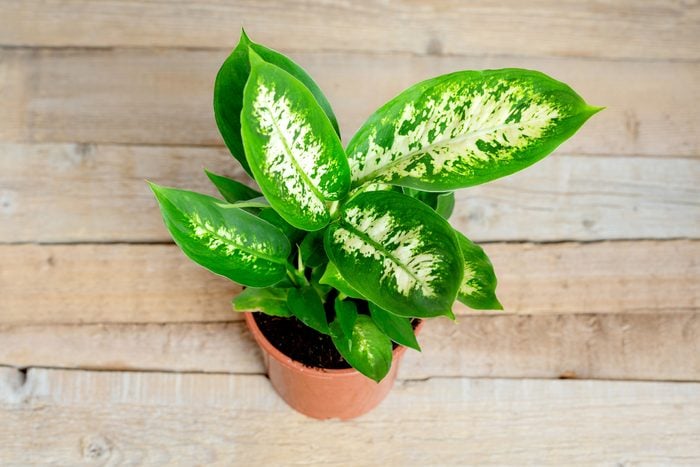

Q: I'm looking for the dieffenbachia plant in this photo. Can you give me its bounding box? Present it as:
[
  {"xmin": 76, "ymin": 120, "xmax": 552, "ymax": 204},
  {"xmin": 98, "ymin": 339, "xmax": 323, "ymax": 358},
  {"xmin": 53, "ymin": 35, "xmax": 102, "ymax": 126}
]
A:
[{"xmin": 150, "ymin": 30, "xmax": 601, "ymax": 382}]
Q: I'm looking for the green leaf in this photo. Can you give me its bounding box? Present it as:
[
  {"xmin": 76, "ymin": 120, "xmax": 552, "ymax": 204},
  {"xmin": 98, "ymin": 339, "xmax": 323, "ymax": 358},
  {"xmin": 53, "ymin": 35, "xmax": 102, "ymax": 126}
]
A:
[
  {"xmin": 233, "ymin": 287, "xmax": 292, "ymax": 317},
  {"xmin": 404, "ymin": 189, "xmax": 455, "ymax": 219},
  {"xmin": 334, "ymin": 297, "xmax": 358, "ymax": 337},
  {"xmin": 455, "ymin": 231, "xmax": 503, "ymax": 310},
  {"xmin": 241, "ymin": 50, "xmax": 350, "ymax": 231},
  {"xmin": 214, "ymin": 30, "xmax": 340, "ymax": 176},
  {"xmin": 435, "ymin": 192, "xmax": 455, "ymax": 219},
  {"xmin": 205, "ymin": 169, "xmax": 262, "ymax": 203},
  {"xmin": 318, "ymin": 261, "xmax": 363, "ymax": 299},
  {"xmin": 287, "ymin": 286, "xmax": 329, "ymax": 334},
  {"xmin": 347, "ymin": 69, "xmax": 602, "ymax": 190},
  {"xmin": 325, "ymin": 191, "xmax": 462, "ymax": 318},
  {"xmin": 257, "ymin": 207, "xmax": 303, "ymax": 245},
  {"xmin": 226, "ymin": 197, "xmax": 270, "ymax": 209},
  {"xmin": 368, "ymin": 302, "xmax": 420, "ymax": 351},
  {"xmin": 299, "ymin": 230, "xmax": 327, "ymax": 268},
  {"xmin": 149, "ymin": 183, "xmax": 291, "ymax": 287},
  {"xmin": 310, "ymin": 264, "xmax": 332, "ymax": 297},
  {"xmin": 329, "ymin": 315, "xmax": 393, "ymax": 382}
]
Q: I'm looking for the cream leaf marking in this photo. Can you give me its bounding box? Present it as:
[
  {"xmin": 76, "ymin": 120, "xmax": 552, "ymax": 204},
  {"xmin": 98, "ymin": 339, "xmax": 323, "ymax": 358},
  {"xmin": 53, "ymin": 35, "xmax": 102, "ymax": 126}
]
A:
[
  {"xmin": 187, "ymin": 212, "xmax": 285, "ymax": 267},
  {"xmin": 333, "ymin": 206, "xmax": 441, "ymax": 297},
  {"xmin": 459, "ymin": 262, "xmax": 479, "ymax": 296},
  {"xmin": 347, "ymin": 70, "xmax": 590, "ymax": 189},
  {"xmin": 455, "ymin": 231, "xmax": 501, "ymax": 310},
  {"xmin": 252, "ymin": 82, "xmax": 330, "ymax": 220}
]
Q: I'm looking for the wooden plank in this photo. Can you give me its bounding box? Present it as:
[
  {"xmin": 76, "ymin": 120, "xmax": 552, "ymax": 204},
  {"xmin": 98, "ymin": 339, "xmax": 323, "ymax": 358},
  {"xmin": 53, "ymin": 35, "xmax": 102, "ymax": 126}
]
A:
[
  {"xmin": 0, "ymin": 143, "xmax": 245, "ymax": 243},
  {"xmin": 0, "ymin": 244, "xmax": 242, "ymax": 325},
  {"xmin": 2, "ymin": 144, "xmax": 698, "ymax": 243},
  {"xmin": 0, "ymin": 0, "xmax": 697, "ymax": 61},
  {"xmin": 1, "ymin": 367, "xmax": 698, "ymax": 464},
  {"xmin": 1, "ymin": 48, "xmax": 697, "ymax": 158},
  {"xmin": 2, "ymin": 313, "xmax": 698, "ymax": 381},
  {"xmin": 1, "ymin": 241, "xmax": 697, "ymax": 325}
]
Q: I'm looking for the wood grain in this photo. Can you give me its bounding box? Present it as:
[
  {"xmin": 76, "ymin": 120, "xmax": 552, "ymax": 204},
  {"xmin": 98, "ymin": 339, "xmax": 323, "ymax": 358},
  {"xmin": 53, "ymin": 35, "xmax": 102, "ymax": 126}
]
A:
[
  {"xmin": 2, "ymin": 313, "xmax": 698, "ymax": 381},
  {"xmin": 1, "ymin": 48, "xmax": 697, "ymax": 157},
  {"xmin": 2, "ymin": 143, "xmax": 698, "ymax": 243},
  {"xmin": 0, "ymin": 0, "xmax": 697, "ymax": 61},
  {"xmin": 1, "ymin": 367, "xmax": 698, "ymax": 464},
  {"xmin": 1, "ymin": 241, "xmax": 697, "ymax": 325},
  {"xmin": 0, "ymin": 243, "xmax": 242, "ymax": 325}
]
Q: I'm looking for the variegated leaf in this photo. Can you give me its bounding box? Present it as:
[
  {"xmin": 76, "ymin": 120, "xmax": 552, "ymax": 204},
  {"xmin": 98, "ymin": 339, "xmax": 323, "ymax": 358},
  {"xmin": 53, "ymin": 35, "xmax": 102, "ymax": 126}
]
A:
[
  {"xmin": 241, "ymin": 51, "xmax": 350, "ymax": 231},
  {"xmin": 149, "ymin": 183, "xmax": 290, "ymax": 287},
  {"xmin": 324, "ymin": 191, "xmax": 463, "ymax": 318},
  {"xmin": 456, "ymin": 231, "xmax": 503, "ymax": 310},
  {"xmin": 368, "ymin": 302, "xmax": 420, "ymax": 351},
  {"xmin": 233, "ymin": 288, "xmax": 292, "ymax": 317},
  {"xmin": 329, "ymin": 314, "xmax": 393, "ymax": 382},
  {"xmin": 214, "ymin": 30, "xmax": 340, "ymax": 176},
  {"xmin": 347, "ymin": 69, "xmax": 601, "ymax": 190}
]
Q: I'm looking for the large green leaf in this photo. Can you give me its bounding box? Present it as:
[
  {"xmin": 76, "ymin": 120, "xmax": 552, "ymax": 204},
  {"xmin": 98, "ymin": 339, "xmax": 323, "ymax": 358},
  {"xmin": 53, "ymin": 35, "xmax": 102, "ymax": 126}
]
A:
[
  {"xmin": 325, "ymin": 191, "xmax": 463, "ymax": 318},
  {"xmin": 241, "ymin": 51, "xmax": 350, "ymax": 231},
  {"xmin": 368, "ymin": 302, "xmax": 420, "ymax": 351},
  {"xmin": 149, "ymin": 183, "xmax": 290, "ymax": 287},
  {"xmin": 455, "ymin": 231, "xmax": 503, "ymax": 310},
  {"xmin": 233, "ymin": 287, "xmax": 292, "ymax": 317},
  {"xmin": 347, "ymin": 69, "xmax": 601, "ymax": 190},
  {"xmin": 214, "ymin": 30, "xmax": 340, "ymax": 176},
  {"xmin": 329, "ymin": 315, "xmax": 393, "ymax": 382}
]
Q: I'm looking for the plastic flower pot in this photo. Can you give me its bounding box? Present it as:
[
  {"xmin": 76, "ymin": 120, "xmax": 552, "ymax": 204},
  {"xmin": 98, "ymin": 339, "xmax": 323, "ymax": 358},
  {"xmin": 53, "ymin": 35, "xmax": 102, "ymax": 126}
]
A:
[{"xmin": 244, "ymin": 311, "xmax": 423, "ymax": 420}]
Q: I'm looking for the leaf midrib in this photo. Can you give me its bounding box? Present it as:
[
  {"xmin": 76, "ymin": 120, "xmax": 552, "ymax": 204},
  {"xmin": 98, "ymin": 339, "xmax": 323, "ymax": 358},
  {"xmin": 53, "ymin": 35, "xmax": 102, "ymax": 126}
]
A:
[
  {"xmin": 192, "ymin": 217, "xmax": 286, "ymax": 265},
  {"xmin": 353, "ymin": 113, "xmax": 557, "ymax": 184},
  {"xmin": 262, "ymin": 102, "xmax": 327, "ymax": 205},
  {"xmin": 339, "ymin": 222, "xmax": 426, "ymax": 291}
]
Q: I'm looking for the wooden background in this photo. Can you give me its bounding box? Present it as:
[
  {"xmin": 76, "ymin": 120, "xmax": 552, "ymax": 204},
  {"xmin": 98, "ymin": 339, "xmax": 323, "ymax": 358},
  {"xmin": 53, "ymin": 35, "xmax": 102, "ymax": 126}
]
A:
[{"xmin": 1, "ymin": 1, "xmax": 699, "ymax": 464}]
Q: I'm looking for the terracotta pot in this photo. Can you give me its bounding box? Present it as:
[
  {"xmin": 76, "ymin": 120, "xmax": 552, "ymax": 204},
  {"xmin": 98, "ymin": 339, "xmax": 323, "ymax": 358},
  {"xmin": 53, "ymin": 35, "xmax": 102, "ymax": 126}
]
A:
[{"xmin": 244, "ymin": 311, "xmax": 422, "ymax": 420}]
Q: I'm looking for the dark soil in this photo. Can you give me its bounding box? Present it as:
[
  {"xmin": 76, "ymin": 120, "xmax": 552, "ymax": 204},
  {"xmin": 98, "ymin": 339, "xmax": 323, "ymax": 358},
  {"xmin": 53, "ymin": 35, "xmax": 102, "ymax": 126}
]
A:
[
  {"xmin": 254, "ymin": 313, "xmax": 421, "ymax": 370},
  {"xmin": 254, "ymin": 313, "xmax": 350, "ymax": 369}
]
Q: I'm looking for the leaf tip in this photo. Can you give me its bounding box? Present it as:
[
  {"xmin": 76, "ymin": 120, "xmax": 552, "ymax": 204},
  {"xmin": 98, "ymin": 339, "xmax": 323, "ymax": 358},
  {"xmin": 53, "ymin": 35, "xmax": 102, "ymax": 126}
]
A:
[
  {"xmin": 492, "ymin": 297, "xmax": 505, "ymax": 311},
  {"xmin": 239, "ymin": 28, "xmax": 251, "ymax": 44},
  {"xmin": 146, "ymin": 180, "xmax": 163, "ymax": 195},
  {"xmin": 203, "ymin": 168, "xmax": 218, "ymax": 182},
  {"xmin": 585, "ymin": 105, "xmax": 605, "ymax": 117}
]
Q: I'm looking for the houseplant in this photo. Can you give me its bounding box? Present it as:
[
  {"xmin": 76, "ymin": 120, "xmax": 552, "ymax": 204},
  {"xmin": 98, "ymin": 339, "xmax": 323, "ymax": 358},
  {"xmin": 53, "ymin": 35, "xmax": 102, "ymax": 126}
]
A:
[{"xmin": 149, "ymin": 31, "xmax": 600, "ymax": 419}]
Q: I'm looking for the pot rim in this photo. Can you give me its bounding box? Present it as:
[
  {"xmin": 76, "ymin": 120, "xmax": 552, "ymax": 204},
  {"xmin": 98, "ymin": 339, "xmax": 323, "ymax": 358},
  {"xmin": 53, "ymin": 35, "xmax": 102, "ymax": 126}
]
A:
[{"xmin": 244, "ymin": 311, "xmax": 423, "ymax": 379}]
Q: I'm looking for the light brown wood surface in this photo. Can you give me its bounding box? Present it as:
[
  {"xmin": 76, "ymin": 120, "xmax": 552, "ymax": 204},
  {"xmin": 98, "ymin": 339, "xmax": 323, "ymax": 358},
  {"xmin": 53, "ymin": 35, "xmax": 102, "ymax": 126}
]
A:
[
  {"xmin": 2, "ymin": 241, "xmax": 697, "ymax": 325},
  {"xmin": 1, "ymin": 0, "xmax": 697, "ymax": 60},
  {"xmin": 1, "ymin": 48, "xmax": 697, "ymax": 157},
  {"xmin": 1, "ymin": 0, "xmax": 698, "ymax": 463},
  {"xmin": 2, "ymin": 313, "xmax": 699, "ymax": 381},
  {"xmin": 1, "ymin": 367, "xmax": 699, "ymax": 465},
  {"xmin": 2, "ymin": 143, "xmax": 698, "ymax": 242}
]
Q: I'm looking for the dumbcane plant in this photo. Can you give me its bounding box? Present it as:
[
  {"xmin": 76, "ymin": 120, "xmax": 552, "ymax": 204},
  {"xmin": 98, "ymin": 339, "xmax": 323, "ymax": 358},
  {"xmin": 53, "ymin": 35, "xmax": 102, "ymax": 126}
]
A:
[{"xmin": 150, "ymin": 31, "xmax": 601, "ymax": 382}]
